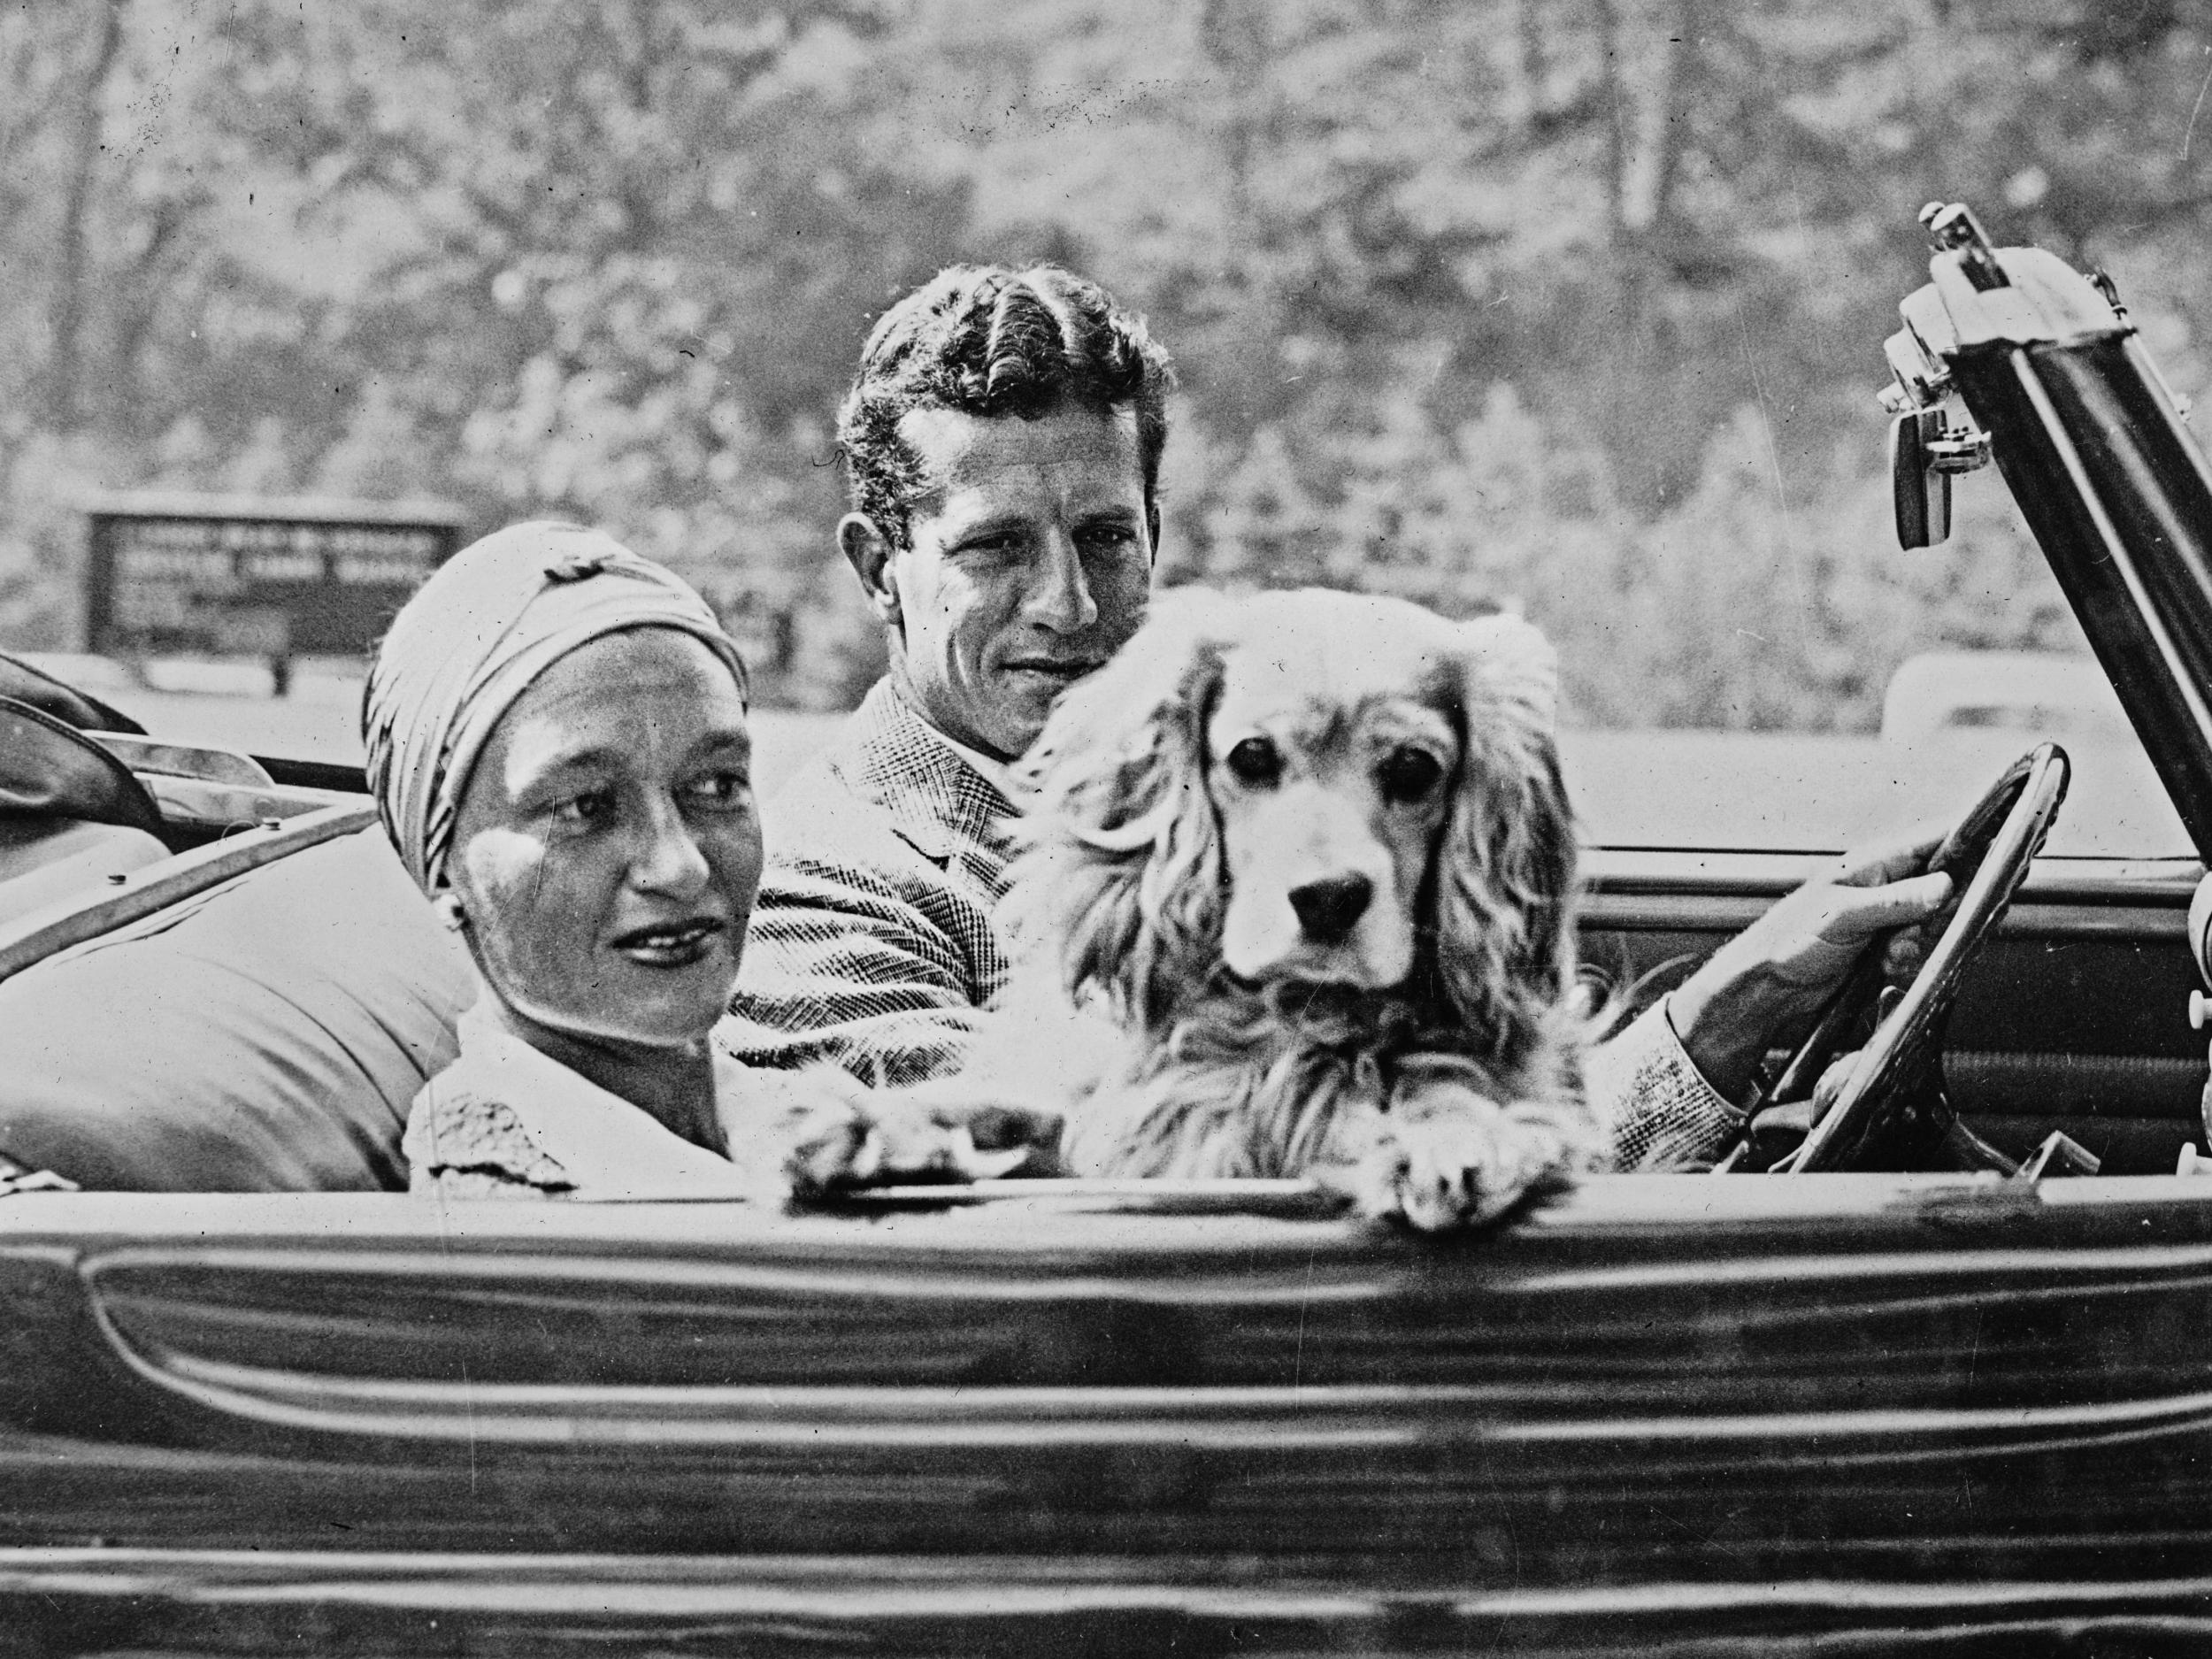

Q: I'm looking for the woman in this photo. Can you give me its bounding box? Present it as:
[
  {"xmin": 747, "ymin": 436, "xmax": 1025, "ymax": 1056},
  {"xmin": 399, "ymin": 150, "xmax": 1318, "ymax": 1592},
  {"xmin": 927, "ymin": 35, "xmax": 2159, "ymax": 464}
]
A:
[{"xmin": 365, "ymin": 520, "xmax": 1029, "ymax": 1200}]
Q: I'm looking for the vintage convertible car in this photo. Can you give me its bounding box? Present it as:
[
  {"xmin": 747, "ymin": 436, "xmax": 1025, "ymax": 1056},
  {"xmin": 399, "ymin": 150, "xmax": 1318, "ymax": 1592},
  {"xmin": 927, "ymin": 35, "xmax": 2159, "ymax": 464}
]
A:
[{"xmin": 4, "ymin": 206, "xmax": 2212, "ymax": 1656}]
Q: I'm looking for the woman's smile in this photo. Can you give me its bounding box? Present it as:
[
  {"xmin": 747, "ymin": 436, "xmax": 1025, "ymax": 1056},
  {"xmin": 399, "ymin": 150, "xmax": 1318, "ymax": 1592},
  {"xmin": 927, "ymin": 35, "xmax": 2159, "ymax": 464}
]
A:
[{"xmin": 607, "ymin": 913, "xmax": 731, "ymax": 970}]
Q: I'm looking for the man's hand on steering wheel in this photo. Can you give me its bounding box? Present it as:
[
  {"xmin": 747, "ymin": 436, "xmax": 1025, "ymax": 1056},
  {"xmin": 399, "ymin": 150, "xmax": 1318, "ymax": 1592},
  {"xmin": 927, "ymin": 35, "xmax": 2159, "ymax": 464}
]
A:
[
  {"xmin": 1665, "ymin": 832, "xmax": 1956, "ymax": 1103},
  {"xmin": 1801, "ymin": 976, "xmax": 1911, "ymax": 1122}
]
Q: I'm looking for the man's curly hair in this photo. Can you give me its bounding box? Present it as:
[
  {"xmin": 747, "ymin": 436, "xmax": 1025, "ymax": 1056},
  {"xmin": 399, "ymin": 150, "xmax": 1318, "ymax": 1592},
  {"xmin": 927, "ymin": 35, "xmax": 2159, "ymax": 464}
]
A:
[{"xmin": 837, "ymin": 265, "xmax": 1177, "ymax": 549}]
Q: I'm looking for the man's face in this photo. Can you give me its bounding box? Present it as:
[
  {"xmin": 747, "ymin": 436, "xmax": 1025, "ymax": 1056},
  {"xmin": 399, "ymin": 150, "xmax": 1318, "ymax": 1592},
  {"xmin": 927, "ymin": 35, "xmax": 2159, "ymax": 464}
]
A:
[{"xmin": 876, "ymin": 403, "xmax": 1153, "ymax": 761}]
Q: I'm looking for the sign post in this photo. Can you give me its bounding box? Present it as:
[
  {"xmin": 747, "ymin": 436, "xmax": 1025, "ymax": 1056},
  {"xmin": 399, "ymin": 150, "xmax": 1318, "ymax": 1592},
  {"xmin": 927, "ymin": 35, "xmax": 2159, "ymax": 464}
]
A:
[{"xmin": 81, "ymin": 494, "xmax": 465, "ymax": 694}]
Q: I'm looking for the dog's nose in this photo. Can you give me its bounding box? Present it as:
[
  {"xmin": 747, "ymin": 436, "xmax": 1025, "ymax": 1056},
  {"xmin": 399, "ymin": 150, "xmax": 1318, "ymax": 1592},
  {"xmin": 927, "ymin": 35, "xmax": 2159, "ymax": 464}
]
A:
[{"xmin": 1288, "ymin": 873, "xmax": 1373, "ymax": 944}]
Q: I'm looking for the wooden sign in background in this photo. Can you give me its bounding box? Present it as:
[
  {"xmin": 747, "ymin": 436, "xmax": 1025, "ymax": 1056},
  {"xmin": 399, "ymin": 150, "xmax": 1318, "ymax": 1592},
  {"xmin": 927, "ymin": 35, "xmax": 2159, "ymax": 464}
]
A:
[{"xmin": 83, "ymin": 494, "xmax": 465, "ymax": 663}]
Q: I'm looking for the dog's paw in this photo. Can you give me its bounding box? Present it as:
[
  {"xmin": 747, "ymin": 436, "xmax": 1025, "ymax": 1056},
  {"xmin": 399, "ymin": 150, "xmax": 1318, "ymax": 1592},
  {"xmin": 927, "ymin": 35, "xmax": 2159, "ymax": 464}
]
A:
[
  {"xmin": 1357, "ymin": 1110, "xmax": 1507, "ymax": 1230},
  {"xmin": 1343, "ymin": 1099, "xmax": 1568, "ymax": 1232},
  {"xmin": 765, "ymin": 1071, "xmax": 877, "ymax": 1194},
  {"xmin": 780, "ymin": 1103, "xmax": 866, "ymax": 1194},
  {"xmin": 773, "ymin": 1071, "xmax": 1063, "ymax": 1196}
]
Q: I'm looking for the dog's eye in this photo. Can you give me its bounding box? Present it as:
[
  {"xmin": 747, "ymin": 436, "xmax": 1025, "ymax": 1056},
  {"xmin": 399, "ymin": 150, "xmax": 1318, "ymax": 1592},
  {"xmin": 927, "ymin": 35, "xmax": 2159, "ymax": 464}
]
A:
[
  {"xmin": 1224, "ymin": 735, "xmax": 1283, "ymax": 788},
  {"xmin": 1378, "ymin": 747, "xmax": 1445, "ymax": 803}
]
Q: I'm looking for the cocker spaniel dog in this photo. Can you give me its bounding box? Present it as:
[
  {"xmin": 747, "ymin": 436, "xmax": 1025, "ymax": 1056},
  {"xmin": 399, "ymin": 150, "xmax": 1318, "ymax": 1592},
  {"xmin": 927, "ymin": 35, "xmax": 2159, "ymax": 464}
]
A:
[{"xmin": 973, "ymin": 587, "xmax": 1603, "ymax": 1230}]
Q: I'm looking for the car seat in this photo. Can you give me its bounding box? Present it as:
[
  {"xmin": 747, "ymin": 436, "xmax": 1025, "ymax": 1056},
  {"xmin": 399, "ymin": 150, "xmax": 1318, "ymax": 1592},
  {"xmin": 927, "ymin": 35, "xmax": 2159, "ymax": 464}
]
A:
[{"xmin": 0, "ymin": 827, "xmax": 472, "ymax": 1190}]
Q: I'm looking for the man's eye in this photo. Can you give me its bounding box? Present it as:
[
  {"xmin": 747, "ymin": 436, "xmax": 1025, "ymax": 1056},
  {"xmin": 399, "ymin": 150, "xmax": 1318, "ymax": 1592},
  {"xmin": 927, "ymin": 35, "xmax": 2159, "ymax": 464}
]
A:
[
  {"xmin": 1224, "ymin": 735, "xmax": 1283, "ymax": 788},
  {"xmin": 1079, "ymin": 523, "xmax": 1138, "ymax": 552},
  {"xmin": 1378, "ymin": 747, "xmax": 1445, "ymax": 803}
]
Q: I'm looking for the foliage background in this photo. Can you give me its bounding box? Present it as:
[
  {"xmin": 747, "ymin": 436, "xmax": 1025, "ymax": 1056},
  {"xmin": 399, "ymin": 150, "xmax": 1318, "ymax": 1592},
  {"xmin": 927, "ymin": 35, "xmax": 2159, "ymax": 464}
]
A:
[{"xmin": 0, "ymin": 0, "xmax": 2202, "ymax": 726}]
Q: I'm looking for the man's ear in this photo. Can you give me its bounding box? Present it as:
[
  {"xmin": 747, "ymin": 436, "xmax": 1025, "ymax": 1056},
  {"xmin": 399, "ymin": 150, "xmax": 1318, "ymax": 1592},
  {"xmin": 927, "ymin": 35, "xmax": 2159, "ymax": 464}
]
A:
[
  {"xmin": 838, "ymin": 513, "xmax": 901, "ymax": 627},
  {"xmin": 1145, "ymin": 501, "xmax": 1162, "ymax": 566}
]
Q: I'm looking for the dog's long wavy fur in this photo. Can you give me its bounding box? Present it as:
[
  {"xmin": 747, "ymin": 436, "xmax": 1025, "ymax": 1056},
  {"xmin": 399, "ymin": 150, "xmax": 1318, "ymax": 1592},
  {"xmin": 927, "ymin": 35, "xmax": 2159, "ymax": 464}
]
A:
[{"xmin": 992, "ymin": 590, "xmax": 1607, "ymax": 1224}]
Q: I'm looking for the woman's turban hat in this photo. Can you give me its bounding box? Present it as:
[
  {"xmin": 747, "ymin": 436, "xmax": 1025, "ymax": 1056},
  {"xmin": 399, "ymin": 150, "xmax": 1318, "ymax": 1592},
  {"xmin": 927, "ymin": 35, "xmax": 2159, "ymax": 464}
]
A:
[{"xmin": 363, "ymin": 521, "xmax": 746, "ymax": 895}]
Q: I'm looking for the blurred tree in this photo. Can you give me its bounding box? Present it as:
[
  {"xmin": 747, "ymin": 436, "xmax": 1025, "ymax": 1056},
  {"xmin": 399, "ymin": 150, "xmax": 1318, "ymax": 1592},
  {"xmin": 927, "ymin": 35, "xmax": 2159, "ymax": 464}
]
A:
[
  {"xmin": 271, "ymin": 0, "xmax": 962, "ymax": 701},
  {"xmin": 0, "ymin": 0, "xmax": 960, "ymax": 701},
  {"xmin": 0, "ymin": 0, "xmax": 2203, "ymax": 728}
]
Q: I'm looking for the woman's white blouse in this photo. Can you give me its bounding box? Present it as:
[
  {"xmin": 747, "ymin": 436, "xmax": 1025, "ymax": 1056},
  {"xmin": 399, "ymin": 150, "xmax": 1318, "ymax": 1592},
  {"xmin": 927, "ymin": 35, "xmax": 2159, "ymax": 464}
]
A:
[{"xmin": 402, "ymin": 999, "xmax": 782, "ymax": 1201}]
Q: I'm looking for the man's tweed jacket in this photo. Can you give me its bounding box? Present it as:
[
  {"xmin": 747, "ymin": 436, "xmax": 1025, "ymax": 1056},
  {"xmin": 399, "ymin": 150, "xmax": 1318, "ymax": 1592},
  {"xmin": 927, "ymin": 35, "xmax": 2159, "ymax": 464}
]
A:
[
  {"xmin": 721, "ymin": 680, "xmax": 1015, "ymax": 1086},
  {"xmin": 719, "ymin": 679, "xmax": 1740, "ymax": 1166}
]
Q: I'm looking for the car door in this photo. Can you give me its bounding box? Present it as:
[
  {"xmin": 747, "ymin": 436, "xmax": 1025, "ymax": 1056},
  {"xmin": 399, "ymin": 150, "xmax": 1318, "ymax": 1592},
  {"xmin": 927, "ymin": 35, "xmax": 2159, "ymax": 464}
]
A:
[{"xmin": 8, "ymin": 1176, "xmax": 2212, "ymax": 1654}]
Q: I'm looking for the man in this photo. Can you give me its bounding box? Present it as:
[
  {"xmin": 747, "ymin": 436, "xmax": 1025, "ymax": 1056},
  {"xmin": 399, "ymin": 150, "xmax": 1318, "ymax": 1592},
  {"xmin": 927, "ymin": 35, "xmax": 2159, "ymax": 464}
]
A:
[
  {"xmin": 722, "ymin": 264, "xmax": 1949, "ymax": 1165},
  {"xmin": 720, "ymin": 265, "xmax": 1164, "ymax": 1088}
]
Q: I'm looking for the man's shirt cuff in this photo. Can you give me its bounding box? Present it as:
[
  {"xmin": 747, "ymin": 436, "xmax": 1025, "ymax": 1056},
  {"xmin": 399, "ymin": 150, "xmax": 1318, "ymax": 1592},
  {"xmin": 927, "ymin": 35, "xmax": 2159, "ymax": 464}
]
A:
[{"xmin": 1588, "ymin": 995, "xmax": 1746, "ymax": 1170}]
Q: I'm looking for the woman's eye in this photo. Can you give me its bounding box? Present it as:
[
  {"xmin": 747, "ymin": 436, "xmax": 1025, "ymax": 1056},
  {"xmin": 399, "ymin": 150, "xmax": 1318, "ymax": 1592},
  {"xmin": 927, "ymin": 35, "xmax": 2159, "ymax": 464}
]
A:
[
  {"xmin": 1379, "ymin": 748, "xmax": 1444, "ymax": 803},
  {"xmin": 1224, "ymin": 735, "xmax": 1283, "ymax": 788},
  {"xmin": 552, "ymin": 789, "xmax": 615, "ymax": 826},
  {"xmin": 686, "ymin": 772, "xmax": 751, "ymax": 810}
]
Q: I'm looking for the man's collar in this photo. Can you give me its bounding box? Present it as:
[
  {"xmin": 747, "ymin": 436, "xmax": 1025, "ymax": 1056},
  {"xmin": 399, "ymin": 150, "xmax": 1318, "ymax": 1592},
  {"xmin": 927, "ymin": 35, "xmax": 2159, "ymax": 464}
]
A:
[
  {"xmin": 832, "ymin": 680, "xmax": 1019, "ymax": 862},
  {"xmin": 876, "ymin": 680, "xmax": 1023, "ymax": 807},
  {"xmin": 926, "ymin": 723, "xmax": 1020, "ymax": 803}
]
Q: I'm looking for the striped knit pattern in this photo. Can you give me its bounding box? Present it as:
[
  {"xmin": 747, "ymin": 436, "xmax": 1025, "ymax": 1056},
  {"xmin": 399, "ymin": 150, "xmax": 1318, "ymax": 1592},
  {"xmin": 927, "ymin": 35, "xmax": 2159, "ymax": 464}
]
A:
[{"xmin": 722, "ymin": 680, "xmax": 1016, "ymax": 1086}]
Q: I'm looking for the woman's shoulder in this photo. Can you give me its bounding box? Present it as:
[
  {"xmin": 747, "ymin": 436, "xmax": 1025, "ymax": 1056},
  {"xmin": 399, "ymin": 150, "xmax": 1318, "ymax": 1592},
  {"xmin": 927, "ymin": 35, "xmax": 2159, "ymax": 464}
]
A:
[{"xmin": 403, "ymin": 1059, "xmax": 577, "ymax": 1198}]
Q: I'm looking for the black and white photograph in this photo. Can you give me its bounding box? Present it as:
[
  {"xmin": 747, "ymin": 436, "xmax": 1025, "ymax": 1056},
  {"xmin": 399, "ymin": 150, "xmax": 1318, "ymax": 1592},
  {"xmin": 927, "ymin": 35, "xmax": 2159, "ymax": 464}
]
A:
[{"xmin": 3, "ymin": 1, "xmax": 2212, "ymax": 1652}]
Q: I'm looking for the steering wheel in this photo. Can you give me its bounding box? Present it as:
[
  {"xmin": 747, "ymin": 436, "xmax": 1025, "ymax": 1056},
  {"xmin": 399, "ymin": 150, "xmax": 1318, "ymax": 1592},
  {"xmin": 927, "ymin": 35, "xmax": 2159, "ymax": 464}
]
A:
[{"xmin": 1777, "ymin": 742, "xmax": 2070, "ymax": 1172}]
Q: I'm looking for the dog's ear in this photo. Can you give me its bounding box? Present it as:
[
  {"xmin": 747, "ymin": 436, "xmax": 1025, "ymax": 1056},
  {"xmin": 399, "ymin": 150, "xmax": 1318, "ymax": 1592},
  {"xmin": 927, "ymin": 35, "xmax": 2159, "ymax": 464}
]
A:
[
  {"xmin": 1007, "ymin": 589, "xmax": 1230, "ymax": 1031},
  {"xmin": 1458, "ymin": 612, "xmax": 1559, "ymax": 729},
  {"xmin": 1431, "ymin": 613, "xmax": 1578, "ymax": 1066}
]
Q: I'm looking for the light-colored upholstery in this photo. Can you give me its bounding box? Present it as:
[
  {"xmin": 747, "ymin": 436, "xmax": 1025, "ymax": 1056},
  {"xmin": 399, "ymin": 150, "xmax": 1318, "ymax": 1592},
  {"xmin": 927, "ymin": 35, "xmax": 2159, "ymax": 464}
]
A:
[{"xmin": 0, "ymin": 828, "xmax": 472, "ymax": 1191}]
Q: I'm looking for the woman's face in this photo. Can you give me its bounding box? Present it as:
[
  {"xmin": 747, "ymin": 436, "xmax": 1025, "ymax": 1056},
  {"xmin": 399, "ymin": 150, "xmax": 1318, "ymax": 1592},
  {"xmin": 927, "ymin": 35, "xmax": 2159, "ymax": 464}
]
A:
[{"xmin": 447, "ymin": 627, "xmax": 760, "ymax": 1050}]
